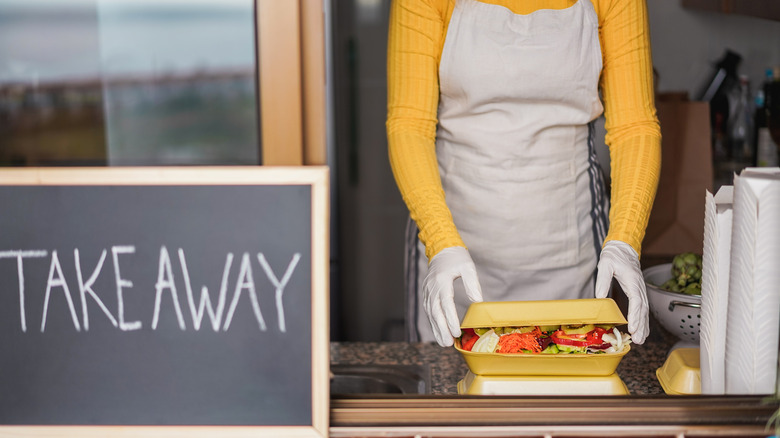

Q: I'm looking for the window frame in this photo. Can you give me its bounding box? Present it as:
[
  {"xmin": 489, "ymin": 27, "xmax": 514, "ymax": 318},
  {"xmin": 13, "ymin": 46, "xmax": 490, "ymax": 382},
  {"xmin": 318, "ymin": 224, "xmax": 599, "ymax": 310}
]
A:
[{"xmin": 257, "ymin": 0, "xmax": 326, "ymax": 166}]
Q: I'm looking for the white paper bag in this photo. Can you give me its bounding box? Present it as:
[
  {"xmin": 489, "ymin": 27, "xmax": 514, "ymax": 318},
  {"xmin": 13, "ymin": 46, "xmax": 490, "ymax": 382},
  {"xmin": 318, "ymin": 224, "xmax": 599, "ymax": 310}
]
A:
[
  {"xmin": 724, "ymin": 168, "xmax": 780, "ymax": 395},
  {"xmin": 700, "ymin": 186, "xmax": 733, "ymax": 394}
]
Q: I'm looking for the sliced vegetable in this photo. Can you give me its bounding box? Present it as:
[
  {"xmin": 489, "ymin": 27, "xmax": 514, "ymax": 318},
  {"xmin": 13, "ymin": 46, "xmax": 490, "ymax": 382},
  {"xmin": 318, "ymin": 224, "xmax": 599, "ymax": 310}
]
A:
[
  {"xmin": 556, "ymin": 343, "xmax": 587, "ymax": 354},
  {"xmin": 507, "ymin": 326, "xmax": 537, "ymax": 334},
  {"xmin": 601, "ymin": 328, "xmax": 631, "ymax": 353},
  {"xmin": 551, "ymin": 330, "xmax": 590, "ymax": 347},
  {"xmin": 537, "ymin": 335, "xmax": 553, "ymax": 351},
  {"xmin": 460, "ymin": 328, "xmax": 478, "ymax": 351},
  {"xmin": 587, "ymin": 342, "xmax": 612, "ymax": 350},
  {"xmin": 561, "ymin": 324, "xmax": 595, "ymax": 335},
  {"xmin": 471, "ymin": 329, "xmax": 500, "ymax": 353},
  {"xmin": 496, "ymin": 327, "xmax": 543, "ymax": 354},
  {"xmin": 457, "ymin": 324, "xmax": 631, "ymax": 355},
  {"xmin": 585, "ymin": 327, "xmax": 608, "ymax": 345}
]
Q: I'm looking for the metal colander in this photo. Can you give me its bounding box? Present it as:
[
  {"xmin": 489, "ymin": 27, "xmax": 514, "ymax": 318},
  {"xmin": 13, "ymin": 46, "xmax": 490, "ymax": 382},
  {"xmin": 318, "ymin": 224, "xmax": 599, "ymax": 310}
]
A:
[{"xmin": 643, "ymin": 263, "xmax": 701, "ymax": 344}]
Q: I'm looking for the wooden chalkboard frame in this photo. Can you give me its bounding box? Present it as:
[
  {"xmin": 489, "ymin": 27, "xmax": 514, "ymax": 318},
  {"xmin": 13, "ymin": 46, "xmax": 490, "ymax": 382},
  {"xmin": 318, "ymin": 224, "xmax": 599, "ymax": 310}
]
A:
[{"xmin": 0, "ymin": 166, "xmax": 330, "ymax": 438}]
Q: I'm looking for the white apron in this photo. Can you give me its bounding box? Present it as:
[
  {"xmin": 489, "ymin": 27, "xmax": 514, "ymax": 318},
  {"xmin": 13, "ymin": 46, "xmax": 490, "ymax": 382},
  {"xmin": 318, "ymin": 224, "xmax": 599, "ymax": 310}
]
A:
[{"xmin": 405, "ymin": 0, "xmax": 609, "ymax": 342}]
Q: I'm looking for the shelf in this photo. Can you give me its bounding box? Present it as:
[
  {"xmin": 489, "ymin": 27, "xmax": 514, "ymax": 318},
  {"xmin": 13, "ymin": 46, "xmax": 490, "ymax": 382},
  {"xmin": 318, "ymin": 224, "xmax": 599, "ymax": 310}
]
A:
[{"xmin": 682, "ymin": 0, "xmax": 780, "ymax": 22}]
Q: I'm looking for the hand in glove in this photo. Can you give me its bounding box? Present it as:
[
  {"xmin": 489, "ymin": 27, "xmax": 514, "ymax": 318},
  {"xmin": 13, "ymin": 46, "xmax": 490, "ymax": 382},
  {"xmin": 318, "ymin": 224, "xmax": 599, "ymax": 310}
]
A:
[
  {"xmin": 595, "ymin": 240, "xmax": 649, "ymax": 344},
  {"xmin": 422, "ymin": 247, "xmax": 483, "ymax": 347}
]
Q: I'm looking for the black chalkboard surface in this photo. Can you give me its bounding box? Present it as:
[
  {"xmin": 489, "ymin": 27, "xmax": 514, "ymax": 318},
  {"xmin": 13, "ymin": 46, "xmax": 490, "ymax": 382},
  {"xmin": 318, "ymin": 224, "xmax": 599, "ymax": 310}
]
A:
[{"xmin": 0, "ymin": 167, "xmax": 329, "ymax": 436}]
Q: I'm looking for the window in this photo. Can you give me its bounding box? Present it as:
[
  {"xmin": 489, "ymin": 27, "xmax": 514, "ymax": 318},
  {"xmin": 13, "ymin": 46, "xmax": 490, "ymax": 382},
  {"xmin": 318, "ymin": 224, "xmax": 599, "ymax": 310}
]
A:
[{"xmin": 0, "ymin": 0, "xmax": 259, "ymax": 166}]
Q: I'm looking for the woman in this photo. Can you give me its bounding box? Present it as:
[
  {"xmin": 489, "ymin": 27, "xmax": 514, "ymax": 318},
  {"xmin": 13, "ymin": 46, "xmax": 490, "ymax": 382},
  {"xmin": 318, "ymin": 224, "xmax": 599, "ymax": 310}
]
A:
[{"xmin": 386, "ymin": 0, "xmax": 661, "ymax": 346}]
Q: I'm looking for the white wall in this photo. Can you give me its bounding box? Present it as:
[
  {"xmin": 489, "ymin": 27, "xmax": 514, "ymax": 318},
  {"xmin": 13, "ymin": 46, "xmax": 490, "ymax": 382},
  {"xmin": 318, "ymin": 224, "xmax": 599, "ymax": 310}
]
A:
[
  {"xmin": 647, "ymin": 3, "xmax": 780, "ymax": 96},
  {"xmin": 594, "ymin": 3, "xmax": 780, "ymax": 183}
]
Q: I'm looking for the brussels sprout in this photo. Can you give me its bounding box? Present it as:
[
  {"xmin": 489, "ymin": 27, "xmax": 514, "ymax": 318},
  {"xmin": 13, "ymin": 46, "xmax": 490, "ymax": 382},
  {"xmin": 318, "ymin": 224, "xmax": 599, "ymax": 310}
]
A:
[
  {"xmin": 683, "ymin": 283, "xmax": 702, "ymax": 295},
  {"xmin": 661, "ymin": 279, "xmax": 678, "ymax": 290},
  {"xmin": 661, "ymin": 252, "xmax": 703, "ymax": 295},
  {"xmin": 682, "ymin": 252, "xmax": 699, "ymax": 265}
]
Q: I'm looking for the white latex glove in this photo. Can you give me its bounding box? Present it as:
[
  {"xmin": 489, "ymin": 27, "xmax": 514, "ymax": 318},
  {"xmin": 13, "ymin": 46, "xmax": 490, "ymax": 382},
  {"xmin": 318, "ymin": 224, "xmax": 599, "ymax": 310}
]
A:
[
  {"xmin": 422, "ymin": 247, "xmax": 483, "ymax": 347},
  {"xmin": 595, "ymin": 240, "xmax": 649, "ymax": 344}
]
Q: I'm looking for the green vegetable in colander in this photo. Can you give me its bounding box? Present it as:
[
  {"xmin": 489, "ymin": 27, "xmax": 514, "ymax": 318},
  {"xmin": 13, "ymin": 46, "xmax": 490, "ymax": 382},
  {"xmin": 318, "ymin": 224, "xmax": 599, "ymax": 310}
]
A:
[{"xmin": 661, "ymin": 252, "xmax": 702, "ymax": 295}]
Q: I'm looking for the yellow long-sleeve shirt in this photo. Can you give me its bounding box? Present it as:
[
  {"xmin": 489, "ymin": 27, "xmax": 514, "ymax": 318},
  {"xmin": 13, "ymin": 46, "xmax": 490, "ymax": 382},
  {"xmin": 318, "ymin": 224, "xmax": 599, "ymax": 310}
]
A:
[{"xmin": 386, "ymin": 0, "xmax": 662, "ymax": 260}]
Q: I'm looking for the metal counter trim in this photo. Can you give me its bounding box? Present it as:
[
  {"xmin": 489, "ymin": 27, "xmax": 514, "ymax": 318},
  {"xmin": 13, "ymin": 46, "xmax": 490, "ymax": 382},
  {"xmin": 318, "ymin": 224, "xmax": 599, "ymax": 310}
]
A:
[{"xmin": 330, "ymin": 394, "xmax": 777, "ymax": 435}]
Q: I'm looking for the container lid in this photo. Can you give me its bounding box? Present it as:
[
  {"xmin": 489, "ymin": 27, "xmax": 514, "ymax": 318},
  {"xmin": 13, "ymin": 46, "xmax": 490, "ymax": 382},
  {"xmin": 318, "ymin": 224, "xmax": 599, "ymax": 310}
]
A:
[
  {"xmin": 455, "ymin": 344, "xmax": 630, "ymax": 376},
  {"xmin": 457, "ymin": 371, "xmax": 630, "ymax": 395},
  {"xmin": 460, "ymin": 298, "xmax": 627, "ymax": 328},
  {"xmin": 656, "ymin": 347, "xmax": 701, "ymax": 395}
]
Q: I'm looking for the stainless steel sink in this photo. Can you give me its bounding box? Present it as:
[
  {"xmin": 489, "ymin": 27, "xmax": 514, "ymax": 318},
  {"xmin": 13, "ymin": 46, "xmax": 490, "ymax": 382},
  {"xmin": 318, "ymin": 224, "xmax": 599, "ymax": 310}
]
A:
[{"xmin": 330, "ymin": 364, "xmax": 431, "ymax": 395}]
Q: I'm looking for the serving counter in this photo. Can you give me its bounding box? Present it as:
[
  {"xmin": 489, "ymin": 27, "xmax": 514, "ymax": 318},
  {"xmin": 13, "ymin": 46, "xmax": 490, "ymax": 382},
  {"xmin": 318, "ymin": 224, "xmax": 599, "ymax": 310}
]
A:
[
  {"xmin": 332, "ymin": 319, "xmax": 676, "ymax": 396},
  {"xmin": 329, "ymin": 318, "xmax": 780, "ymax": 437}
]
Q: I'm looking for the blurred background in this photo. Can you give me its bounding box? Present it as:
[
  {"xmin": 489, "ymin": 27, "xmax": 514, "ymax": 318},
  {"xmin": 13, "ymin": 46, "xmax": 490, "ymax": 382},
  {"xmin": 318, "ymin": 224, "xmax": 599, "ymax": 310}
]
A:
[
  {"xmin": 1, "ymin": 0, "xmax": 779, "ymax": 342},
  {"xmin": 0, "ymin": 0, "xmax": 258, "ymax": 166},
  {"xmin": 329, "ymin": 0, "xmax": 780, "ymax": 342}
]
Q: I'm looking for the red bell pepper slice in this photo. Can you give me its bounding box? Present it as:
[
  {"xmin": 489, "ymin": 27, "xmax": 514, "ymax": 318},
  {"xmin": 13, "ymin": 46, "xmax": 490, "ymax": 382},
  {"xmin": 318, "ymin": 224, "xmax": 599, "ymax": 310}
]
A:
[
  {"xmin": 461, "ymin": 328, "xmax": 478, "ymax": 351},
  {"xmin": 551, "ymin": 330, "xmax": 590, "ymax": 347}
]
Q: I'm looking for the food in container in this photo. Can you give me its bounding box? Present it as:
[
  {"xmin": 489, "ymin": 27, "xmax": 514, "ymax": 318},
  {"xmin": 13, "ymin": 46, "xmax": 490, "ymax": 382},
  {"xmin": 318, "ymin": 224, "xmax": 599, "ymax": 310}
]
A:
[
  {"xmin": 453, "ymin": 299, "xmax": 631, "ymax": 376},
  {"xmin": 657, "ymin": 252, "xmax": 703, "ymax": 295}
]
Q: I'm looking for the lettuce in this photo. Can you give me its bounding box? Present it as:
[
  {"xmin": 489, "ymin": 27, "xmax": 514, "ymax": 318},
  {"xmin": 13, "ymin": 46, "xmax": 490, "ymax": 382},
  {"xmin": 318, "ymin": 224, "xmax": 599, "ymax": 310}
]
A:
[{"xmin": 471, "ymin": 329, "xmax": 500, "ymax": 353}]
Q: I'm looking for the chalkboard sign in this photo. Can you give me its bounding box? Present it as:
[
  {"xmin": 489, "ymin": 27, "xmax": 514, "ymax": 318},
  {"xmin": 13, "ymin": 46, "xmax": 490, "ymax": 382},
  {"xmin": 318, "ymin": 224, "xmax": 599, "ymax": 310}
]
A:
[{"xmin": 0, "ymin": 167, "xmax": 329, "ymax": 437}]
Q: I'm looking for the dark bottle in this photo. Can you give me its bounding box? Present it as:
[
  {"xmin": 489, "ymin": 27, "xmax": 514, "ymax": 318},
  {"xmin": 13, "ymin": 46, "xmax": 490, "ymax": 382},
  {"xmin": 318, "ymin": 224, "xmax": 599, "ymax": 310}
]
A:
[
  {"xmin": 727, "ymin": 75, "xmax": 754, "ymax": 167},
  {"xmin": 696, "ymin": 50, "xmax": 742, "ymax": 167},
  {"xmin": 756, "ymin": 87, "xmax": 779, "ymax": 167},
  {"xmin": 696, "ymin": 50, "xmax": 742, "ymax": 102},
  {"xmin": 767, "ymin": 67, "xmax": 780, "ymax": 150}
]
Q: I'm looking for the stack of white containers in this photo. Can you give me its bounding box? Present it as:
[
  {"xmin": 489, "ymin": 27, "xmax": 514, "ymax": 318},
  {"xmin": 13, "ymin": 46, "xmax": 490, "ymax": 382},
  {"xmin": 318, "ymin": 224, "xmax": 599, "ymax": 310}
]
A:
[{"xmin": 700, "ymin": 167, "xmax": 780, "ymax": 395}]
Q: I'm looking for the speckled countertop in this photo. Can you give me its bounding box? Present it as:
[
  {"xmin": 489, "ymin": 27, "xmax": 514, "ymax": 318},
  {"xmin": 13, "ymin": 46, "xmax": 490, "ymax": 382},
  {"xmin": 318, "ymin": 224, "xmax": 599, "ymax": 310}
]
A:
[{"xmin": 330, "ymin": 316, "xmax": 680, "ymax": 395}]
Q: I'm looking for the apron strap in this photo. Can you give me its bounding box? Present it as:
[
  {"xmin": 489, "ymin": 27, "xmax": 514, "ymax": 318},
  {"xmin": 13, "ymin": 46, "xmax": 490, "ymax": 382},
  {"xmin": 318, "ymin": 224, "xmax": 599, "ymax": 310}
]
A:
[
  {"xmin": 587, "ymin": 120, "xmax": 610, "ymax": 284},
  {"xmin": 404, "ymin": 217, "xmax": 422, "ymax": 342}
]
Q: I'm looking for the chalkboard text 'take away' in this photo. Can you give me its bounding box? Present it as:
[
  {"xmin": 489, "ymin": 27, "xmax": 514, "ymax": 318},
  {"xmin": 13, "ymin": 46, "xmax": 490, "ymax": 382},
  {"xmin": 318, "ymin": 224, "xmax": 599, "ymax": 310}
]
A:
[{"xmin": 0, "ymin": 246, "xmax": 301, "ymax": 334}]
